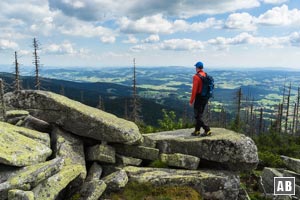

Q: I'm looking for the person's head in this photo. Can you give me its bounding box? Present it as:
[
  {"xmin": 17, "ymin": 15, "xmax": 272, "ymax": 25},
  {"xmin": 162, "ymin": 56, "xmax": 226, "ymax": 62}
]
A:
[{"xmin": 194, "ymin": 61, "xmax": 204, "ymax": 71}]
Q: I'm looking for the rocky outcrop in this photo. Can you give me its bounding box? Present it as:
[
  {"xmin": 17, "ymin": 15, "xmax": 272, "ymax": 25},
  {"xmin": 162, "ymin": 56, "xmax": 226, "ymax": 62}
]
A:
[
  {"xmin": 114, "ymin": 144, "xmax": 159, "ymax": 161},
  {"xmin": 72, "ymin": 179, "xmax": 107, "ymax": 200},
  {"xmin": 281, "ymin": 155, "xmax": 300, "ymax": 174},
  {"xmin": 51, "ymin": 127, "xmax": 87, "ymax": 179},
  {"xmin": 0, "ymin": 158, "xmax": 64, "ymax": 199},
  {"xmin": 124, "ymin": 166, "xmax": 240, "ymax": 200},
  {"xmin": 4, "ymin": 90, "xmax": 142, "ymax": 144},
  {"xmin": 260, "ymin": 155, "xmax": 300, "ymax": 199},
  {"xmin": 86, "ymin": 144, "xmax": 116, "ymax": 164},
  {"xmin": 102, "ymin": 169, "xmax": 128, "ymax": 192},
  {"xmin": 144, "ymin": 128, "xmax": 258, "ymax": 171},
  {"xmin": 1, "ymin": 90, "xmax": 260, "ymax": 199},
  {"xmin": 160, "ymin": 153, "xmax": 200, "ymax": 170},
  {"xmin": 32, "ymin": 165, "xmax": 83, "ymax": 199}
]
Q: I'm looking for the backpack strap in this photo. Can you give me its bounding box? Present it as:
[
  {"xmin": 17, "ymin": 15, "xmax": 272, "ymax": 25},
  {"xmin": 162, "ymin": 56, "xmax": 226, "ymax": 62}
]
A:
[{"xmin": 195, "ymin": 72, "xmax": 207, "ymax": 79}]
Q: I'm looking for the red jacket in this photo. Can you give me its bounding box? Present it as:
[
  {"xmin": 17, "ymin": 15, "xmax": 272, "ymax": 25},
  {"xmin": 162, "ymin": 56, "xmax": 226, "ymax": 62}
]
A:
[{"xmin": 190, "ymin": 70, "xmax": 206, "ymax": 104}]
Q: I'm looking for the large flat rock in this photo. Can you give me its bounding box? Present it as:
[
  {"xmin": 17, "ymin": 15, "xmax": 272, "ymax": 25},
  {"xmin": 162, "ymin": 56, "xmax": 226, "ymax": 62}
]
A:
[
  {"xmin": 124, "ymin": 166, "xmax": 240, "ymax": 200},
  {"xmin": 0, "ymin": 121, "xmax": 50, "ymax": 147},
  {"xmin": 4, "ymin": 90, "xmax": 142, "ymax": 144},
  {"xmin": 144, "ymin": 128, "xmax": 258, "ymax": 171},
  {"xmin": 0, "ymin": 121, "xmax": 52, "ymax": 167}
]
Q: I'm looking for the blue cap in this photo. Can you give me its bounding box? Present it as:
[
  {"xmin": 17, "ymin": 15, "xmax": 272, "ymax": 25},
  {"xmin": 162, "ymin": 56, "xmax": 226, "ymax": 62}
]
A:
[{"xmin": 194, "ymin": 61, "xmax": 203, "ymax": 69}]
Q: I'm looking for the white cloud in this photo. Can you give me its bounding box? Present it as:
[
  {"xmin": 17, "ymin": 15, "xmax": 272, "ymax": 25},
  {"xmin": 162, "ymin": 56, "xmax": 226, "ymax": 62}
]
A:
[
  {"xmin": 100, "ymin": 36, "xmax": 116, "ymax": 44},
  {"xmin": 160, "ymin": 39, "xmax": 204, "ymax": 51},
  {"xmin": 261, "ymin": 0, "xmax": 288, "ymax": 4},
  {"xmin": 119, "ymin": 15, "xmax": 222, "ymax": 35},
  {"xmin": 119, "ymin": 14, "xmax": 173, "ymax": 34},
  {"xmin": 49, "ymin": 0, "xmax": 261, "ymax": 21},
  {"xmin": 257, "ymin": 5, "xmax": 300, "ymax": 26},
  {"xmin": 130, "ymin": 45, "xmax": 146, "ymax": 52},
  {"xmin": 43, "ymin": 41, "xmax": 87, "ymax": 55},
  {"xmin": 131, "ymin": 0, "xmax": 260, "ymax": 18},
  {"xmin": 0, "ymin": 39, "xmax": 18, "ymax": 50},
  {"xmin": 142, "ymin": 35, "xmax": 160, "ymax": 43},
  {"xmin": 0, "ymin": 0, "xmax": 57, "ymax": 36},
  {"xmin": 289, "ymin": 32, "xmax": 300, "ymax": 47},
  {"xmin": 58, "ymin": 17, "xmax": 117, "ymax": 43},
  {"xmin": 122, "ymin": 35, "xmax": 139, "ymax": 44},
  {"xmin": 174, "ymin": 18, "xmax": 223, "ymax": 32},
  {"xmin": 225, "ymin": 12, "xmax": 257, "ymax": 31},
  {"xmin": 222, "ymin": 5, "xmax": 300, "ymax": 31},
  {"xmin": 206, "ymin": 32, "xmax": 300, "ymax": 49},
  {"xmin": 154, "ymin": 32, "xmax": 300, "ymax": 52},
  {"xmin": 19, "ymin": 50, "xmax": 31, "ymax": 56}
]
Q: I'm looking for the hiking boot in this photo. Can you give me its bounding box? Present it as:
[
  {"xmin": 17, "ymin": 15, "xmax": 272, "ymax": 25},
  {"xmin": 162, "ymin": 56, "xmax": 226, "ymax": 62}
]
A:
[
  {"xmin": 200, "ymin": 130, "xmax": 212, "ymax": 137},
  {"xmin": 191, "ymin": 130, "xmax": 200, "ymax": 136}
]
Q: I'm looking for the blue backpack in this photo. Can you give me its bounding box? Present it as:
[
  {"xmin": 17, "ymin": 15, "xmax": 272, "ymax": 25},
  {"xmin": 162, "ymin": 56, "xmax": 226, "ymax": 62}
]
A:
[{"xmin": 196, "ymin": 73, "xmax": 214, "ymax": 99}]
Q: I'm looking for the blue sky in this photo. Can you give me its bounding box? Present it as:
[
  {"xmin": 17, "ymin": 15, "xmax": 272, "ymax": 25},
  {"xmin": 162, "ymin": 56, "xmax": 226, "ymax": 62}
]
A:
[{"xmin": 0, "ymin": 0, "xmax": 299, "ymax": 69}]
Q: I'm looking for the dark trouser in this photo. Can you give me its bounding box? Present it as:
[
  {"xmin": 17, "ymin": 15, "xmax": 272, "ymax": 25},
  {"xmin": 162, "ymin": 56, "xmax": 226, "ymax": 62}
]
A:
[{"xmin": 194, "ymin": 94, "xmax": 210, "ymax": 132}]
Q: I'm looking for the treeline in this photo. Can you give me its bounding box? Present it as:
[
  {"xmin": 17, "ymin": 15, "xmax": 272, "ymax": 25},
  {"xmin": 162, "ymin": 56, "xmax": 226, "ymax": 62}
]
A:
[
  {"xmin": 227, "ymin": 84, "xmax": 300, "ymax": 136},
  {"xmin": 1, "ymin": 38, "xmax": 300, "ymax": 138}
]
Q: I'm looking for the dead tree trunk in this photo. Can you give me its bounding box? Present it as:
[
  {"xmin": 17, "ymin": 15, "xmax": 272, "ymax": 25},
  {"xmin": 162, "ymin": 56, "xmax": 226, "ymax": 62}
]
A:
[
  {"xmin": 14, "ymin": 51, "xmax": 21, "ymax": 92},
  {"xmin": 0, "ymin": 79, "xmax": 6, "ymax": 121},
  {"xmin": 130, "ymin": 58, "xmax": 142, "ymax": 123},
  {"xmin": 221, "ymin": 106, "xmax": 227, "ymax": 128},
  {"xmin": 250, "ymin": 99, "xmax": 254, "ymax": 135},
  {"xmin": 97, "ymin": 95, "xmax": 105, "ymax": 111},
  {"xmin": 259, "ymin": 107, "xmax": 263, "ymax": 134},
  {"xmin": 234, "ymin": 87, "xmax": 242, "ymax": 131},
  {"xmin": 292, "ymin": 103, "xmax": 297, "ymax": 134},
  {"xmin": 279, "ymin": 103, "xmax": 284, "ymax": 134},
  {"xmin": 33, "ymin": 38, "xmax": 41, "ymax": 90},
  {"xmin": 285, "ymin": 82, "xmax": 291, "ymax": 133},
  {"xmin": 296, "ymin": 87, "xmax": 300, "ymax": 134}
]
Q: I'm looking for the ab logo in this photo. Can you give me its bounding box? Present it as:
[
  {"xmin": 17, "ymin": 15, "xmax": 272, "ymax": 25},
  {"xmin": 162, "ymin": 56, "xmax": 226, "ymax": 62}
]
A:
[{"xmin": 274, "ymin": 177, "xmax": 295, "ymax": 195}]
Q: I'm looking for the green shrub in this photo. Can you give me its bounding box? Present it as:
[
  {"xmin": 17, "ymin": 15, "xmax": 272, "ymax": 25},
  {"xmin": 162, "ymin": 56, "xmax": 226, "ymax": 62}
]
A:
[
  {"xmin": 109, "ymin": 182, "xmax": 202, "ymax": 200},
  {"xmin": 253, "ymin": 133, "xmax": 300, "ymax": 168},
  {"xmin": 148, "ymin": 160, "xmax": 169, "ymax": 168},
  {"xmin": 258, "ymin": 151, "xmax": 285, "ymax": 168}
]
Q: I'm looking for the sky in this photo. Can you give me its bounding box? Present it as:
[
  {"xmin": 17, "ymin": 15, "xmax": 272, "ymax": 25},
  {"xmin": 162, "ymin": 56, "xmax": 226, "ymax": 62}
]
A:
[{"xmin": 0, "ymin": 0, "xmax": 300, "ymax": 69}]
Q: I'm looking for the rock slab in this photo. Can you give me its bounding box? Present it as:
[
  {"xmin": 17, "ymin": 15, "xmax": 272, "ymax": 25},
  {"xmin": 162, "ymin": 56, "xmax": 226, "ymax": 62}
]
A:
[
  {"xmin": 0, "ymin": 121, "xmax": 52, "ymax": 167},
  {"xmin": 4, "ymin": 90, "xmax": 142, "ymax": 144},
  {"xmin": 144, "ymin": 128, "xmax": 258, "ymax": 171},
  {"xmin": 124, "ymin": 166, "xmax": 240, "ymax": 200}
]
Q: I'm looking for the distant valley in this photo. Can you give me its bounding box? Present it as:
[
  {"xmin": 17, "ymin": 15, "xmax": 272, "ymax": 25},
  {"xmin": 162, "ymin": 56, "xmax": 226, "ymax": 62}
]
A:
[{"xmin": 1, "ymin": 66, "xmax": 300, "ymax": 128}]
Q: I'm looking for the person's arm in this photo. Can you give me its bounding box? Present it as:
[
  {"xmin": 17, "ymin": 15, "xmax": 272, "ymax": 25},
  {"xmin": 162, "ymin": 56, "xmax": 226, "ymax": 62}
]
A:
[{"xmin": 189, "ymin": 75, "xmax": 200, "ymax": 106}]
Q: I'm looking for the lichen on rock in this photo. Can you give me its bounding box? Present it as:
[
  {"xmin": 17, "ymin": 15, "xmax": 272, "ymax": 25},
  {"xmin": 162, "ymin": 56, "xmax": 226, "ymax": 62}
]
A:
[
  {"xmin": 0, "ymin": 121, "xmax": 52, "ymax": 167},
  {"xmin": 4, "ymin": 90, "xmax": 143, "ymax": 144}
]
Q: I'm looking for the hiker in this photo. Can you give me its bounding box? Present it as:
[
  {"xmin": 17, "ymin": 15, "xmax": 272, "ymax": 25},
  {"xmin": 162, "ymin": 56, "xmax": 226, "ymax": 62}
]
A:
[{"xmin": 189, "ymin": 61, "xmax": 212, "ymax": 137}]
